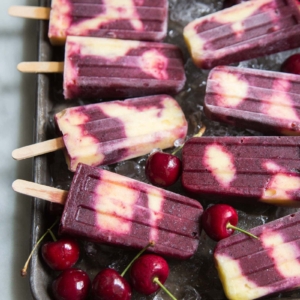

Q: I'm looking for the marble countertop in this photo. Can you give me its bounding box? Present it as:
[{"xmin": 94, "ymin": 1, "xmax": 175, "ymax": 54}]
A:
[{"xmin": 1, "ymin": 0, "xmax": 38, "ymax": 298}]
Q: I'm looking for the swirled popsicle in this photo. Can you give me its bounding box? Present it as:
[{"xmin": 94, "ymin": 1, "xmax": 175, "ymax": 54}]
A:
[
  {"xmin": 182, "ymin": 136, "xmax": 300, "ymax": 206},
  {"xmin": 204, "ymin": 66, "xmax": 300, "ymax": 135},
  {"xmin": 9, "ymin": 0, "xmax": 168, "ymax": 45},
  {"xmin": 215, "ymin": 211, "xmax": 300, "ymax": 299},
  {"xmin": 12, "ymin": 95, "xmax": 188, "ymax": 172},
  {"xmin": 12, "ymin": 164, "xmax": 203, "ymax": 259},
  {"xmin": 17, "ymin": 36, "xmax": 186, "ymax": 100},
  {"xmin": 184, "ymin": 0, "xmax": 300, "ymax": 69}
]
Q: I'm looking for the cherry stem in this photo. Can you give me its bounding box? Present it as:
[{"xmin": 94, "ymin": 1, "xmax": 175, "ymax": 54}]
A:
[
  {"xmin": 21, "ymin": 218, "xmax": 59, "ymax": 277},
  {"xmin": 153, "ymin": 277, "xmax": 177, "ymax": 300},
  {"xmin": 171, "ymin": 126, "xmax": 206, "ymax": 156},
  {"xmin": 120, "ymin": 241, "xmax": 155, "ymax": 277},
  {"xmin": 227, "ymin": 223, "xmax": 258, "ymax": 239},
  {"xmin": 48, "ymin": 228, "xmax": 57, "ymax": 242}
]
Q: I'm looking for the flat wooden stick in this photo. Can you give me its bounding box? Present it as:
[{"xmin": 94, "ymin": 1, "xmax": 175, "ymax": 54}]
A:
[
  {"xmin": 8, "ymin": 6, "xmax": 51, "ymax": 20},
  {"xmin": 12, "ymin": 137, "xmax": 65, "ymax": 160},
  {"xmin": 12, "ymin": 180, "xmax": 68, "ymax": 205},
  {"xmin": 17, "ymin": 62, "xmax": 64, "ymax": 73}
]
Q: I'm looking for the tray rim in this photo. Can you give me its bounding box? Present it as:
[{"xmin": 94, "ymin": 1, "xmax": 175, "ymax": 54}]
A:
[{"xmin": 29, "ymin": 0, "xmax": 54, "ymax": 299}]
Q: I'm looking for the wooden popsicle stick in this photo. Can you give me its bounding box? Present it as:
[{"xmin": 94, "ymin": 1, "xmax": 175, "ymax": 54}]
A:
[
  {"xmin": 17, "ymin": 62, "xmax": 64, "ymax": 73},
  {"xmin": 8, "ymin": 6, "xmax": 50, "ymax": 20},
  {"xmin": 12, "ymin": 180, "xmax": 68, "ymax": 205},
  {"xmin": 12, "ymin": 137, "xmax": 65, "ymax": 160}
]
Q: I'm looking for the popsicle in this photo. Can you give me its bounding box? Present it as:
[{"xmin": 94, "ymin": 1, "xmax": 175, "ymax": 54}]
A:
[
  {"xmin": 12, "ymin": 94, "xmax": 188, "ymax": 172},
  {"xmin": 181, "ymin": 136, "xmax": 300, "ymax": 206},
  {"xmin": 214, "ymin": 211, "xmax": 300, "ymax": 300},
  {"xmin": 204, "ymin": 66, "xmax": 300, "ymax": 135},
  {"xmin": 13, "ymin": 163, "xmax": 203, "ymax": 259},
  {"xmin": 183, "ymin": 0, "xmax": 300, "ymax": 69},
  {"xmin": 18, "ymin": 36, "xmax": 186, "ymax": 100},
  {"xmin": 9, "ymin": 0, "xmax": 168, "ymax": 45}
]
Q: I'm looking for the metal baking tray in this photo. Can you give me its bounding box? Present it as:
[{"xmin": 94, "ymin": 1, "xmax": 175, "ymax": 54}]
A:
[{"xmin": 29, "ymin": 0, "xmax": 300, "ymax": 299}]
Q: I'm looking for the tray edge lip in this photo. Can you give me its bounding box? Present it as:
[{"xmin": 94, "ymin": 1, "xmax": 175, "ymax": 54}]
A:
[{"xmin": 29, "ymin": 1, "xmax": 53, "ymax": 299}]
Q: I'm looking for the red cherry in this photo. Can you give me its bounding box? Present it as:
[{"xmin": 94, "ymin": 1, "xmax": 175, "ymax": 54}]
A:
[
  {"xmin": 92, "ymin": 268, "xmax": 131, "ymax": 300},
  {"xmin": 41, "ymin": 238, "xmax": 80, "ymax": 271},
  {"xmin": 145, "ymin": 151, "xmax": 182, "ymax": 187},
  {"xmin": 201, "ymin": 204, "xmax": 258, "ymax": 241},
  {"xmin": 281, "ymin": 53, "xmax": 300, "ymax": 75},
  {"xmin": 92, "ymin": 242, "xmax": 154, "ymax": 300},
  {"xmin": 129, "ymin": 254, "xmax": 169, "ymax": 295},
  {"xmin": 52, "ymin": 268, "xmax": 90, "ymax": 300},
  {"xmin": 201, "ymin": 204, "xmax": 238, "ymax": 241}
]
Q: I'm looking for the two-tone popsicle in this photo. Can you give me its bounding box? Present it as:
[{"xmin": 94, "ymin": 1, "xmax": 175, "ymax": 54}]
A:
[
  {"xmin": 182, "ymin": 136, "xmax": 300, "ymax": 206},
  {"xmin": 215, "ymin": 211, "xmax": 300, "ymax": 299},
  {"xmin": 204, "ymin": 66, "xmax": 300, "ymax": 135},
  {"xmin": 18, "ymin": 36, "xmax": 186, "ymax": 99},
  {"xmin": 184, "ymin": 0, "xmax": 300, "ymax": 69},
  {"xmin": 9, "ymin": 0, "xmax": 168, "ymax": 45},
  {"xmin": 12, "ymin": 95, "xmax": 188, "ymax": 172},
  {"xmin": 13, "ymin": 163, "xmax": 203, "ymax": 259}
]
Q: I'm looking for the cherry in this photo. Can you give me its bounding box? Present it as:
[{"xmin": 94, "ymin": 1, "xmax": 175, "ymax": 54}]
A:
[
  {"xmin": 92, "ymin": 241, "xmax": 154, "ymax": 300},
  {"xmin": 21, "ymin": 218, "xmax": 59, "ymax": 276},
  {"xmin": 130, "ymin": 254, "xmax": 176, "ymax": 299},
  {"xmin": 281, "ymin": 53, "xmax": 300, "ymax": 75},
  {"xmin": 145, "ymin": 150, "xmax": 182, "ymax": 187},
  {"xmin": 52, "ymin": 268, "xmax": 90, "ymax": 300},
  {"xmin": 41, "ymin": 238, "xmax": 80, "ymax": 271},
  {"xmin": 201, "ymin": 204, "xmax": 258, "ymax": 241},
  {"xmin": 145, "ymin": 127, "xmax": 206, "ymax": 188},
  {"xmin": 92, "ymin": 269, "xmax": 131, "ymax": 300}
]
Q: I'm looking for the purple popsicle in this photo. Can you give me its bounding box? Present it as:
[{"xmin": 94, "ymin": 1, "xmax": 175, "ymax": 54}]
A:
[
  {"xmin": 204, "ymin": 66, "xmax": 300, "ymax": 135},
  {"xmin": 63, "ymin": 36, "xmax": 186, "ymax": 99},
  {"xmin": 183, "ymin": 0, "xmax": 300, "ymax": 69},
  {"xmin": 59, "ymin": 163, "xmax": 203, "ymax": 259},
  {"xmin": 49, "ymin": 0, "xmax": 168, "ymax": 45},
  {"xmin": 215, "ymin": 211, "xmax": 300, "ymax": 299},
  {"xmin": 182, "ymin": 136, "xmax": 300, "ymax": 206},
  {"xmin": 12, "ymin": 95, "xmax": 188, "ymax": 172},
  {"xmin": 55, "ymin": 94, "xmax": 187, "ymax": 171}
]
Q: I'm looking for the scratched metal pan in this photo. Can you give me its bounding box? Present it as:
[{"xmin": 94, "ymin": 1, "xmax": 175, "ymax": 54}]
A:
[{"xmin": 29, "ymin": 0, "xmax": 300, "ymax": 299}]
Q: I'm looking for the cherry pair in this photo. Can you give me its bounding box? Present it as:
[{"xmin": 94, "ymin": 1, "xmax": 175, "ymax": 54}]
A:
[
  {"xmin": 92, "ymin": 242, "xmax": 176, "ymax": 300},
  {"xmin": 21, "ymin": 218, "xmax": 89, "ymax": 300}
]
